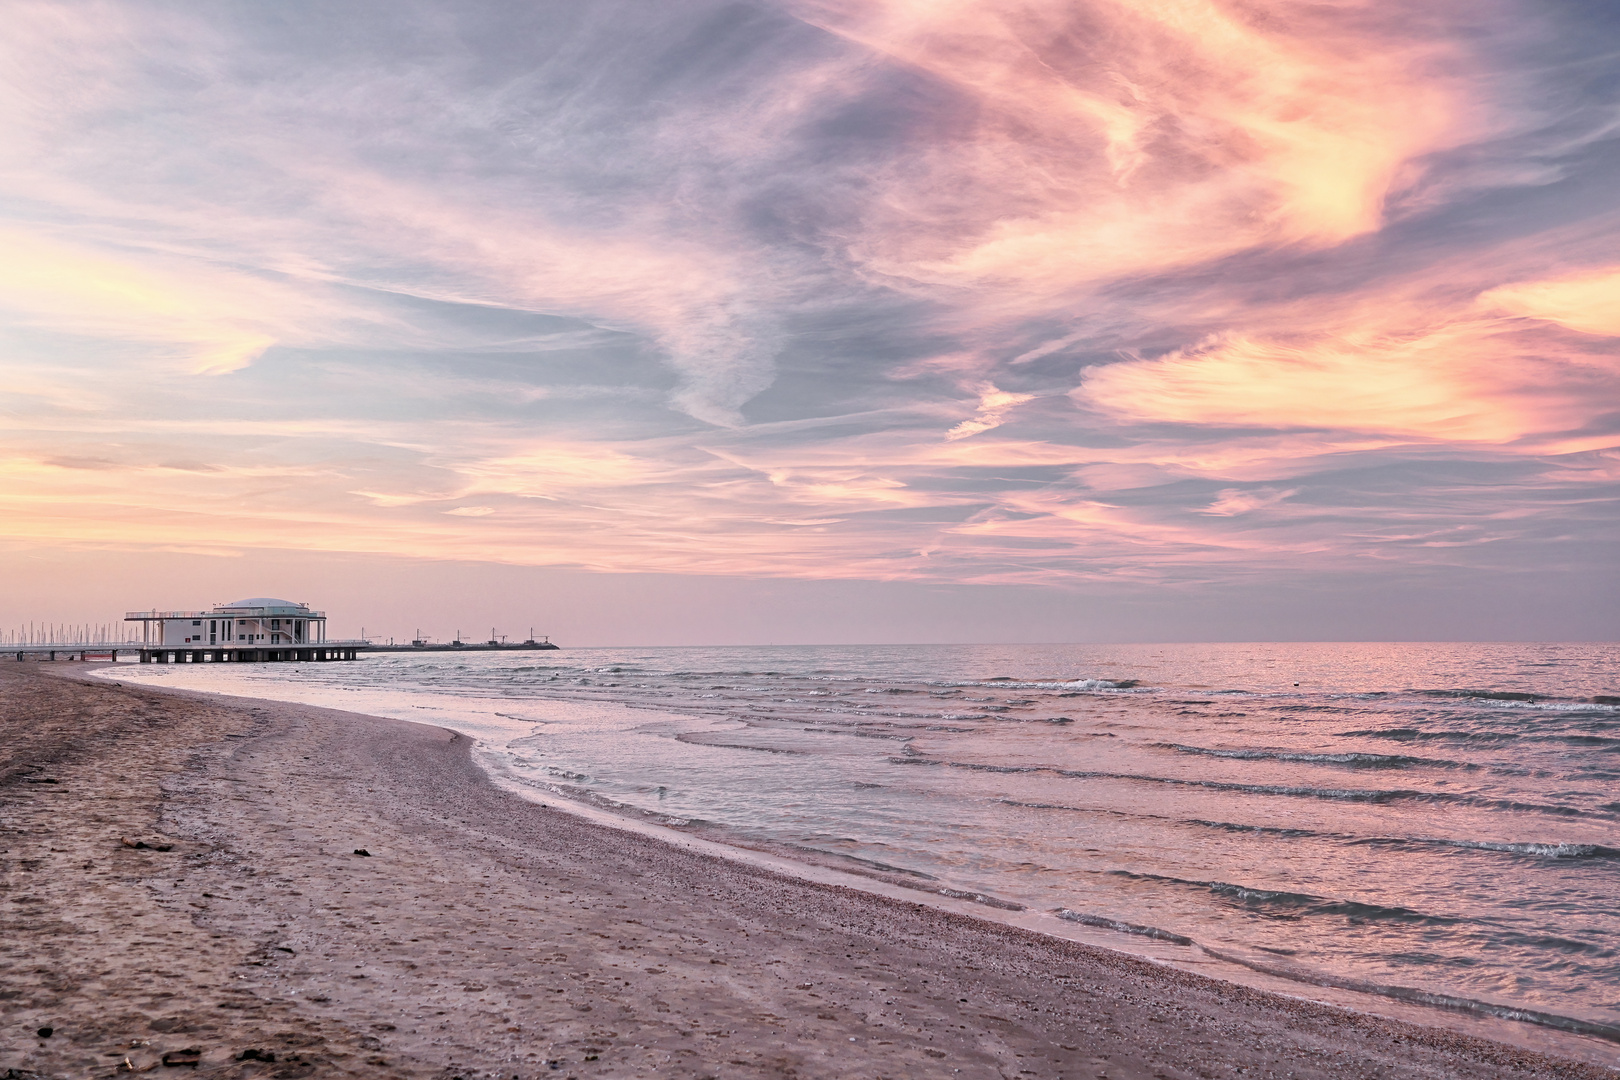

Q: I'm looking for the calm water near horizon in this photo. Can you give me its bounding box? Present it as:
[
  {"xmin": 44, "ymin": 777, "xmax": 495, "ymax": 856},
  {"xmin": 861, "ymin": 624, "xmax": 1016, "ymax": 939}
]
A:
[{"xmin": 101, "ymin": 642, "xmax": 1620, "ymax": 1042}]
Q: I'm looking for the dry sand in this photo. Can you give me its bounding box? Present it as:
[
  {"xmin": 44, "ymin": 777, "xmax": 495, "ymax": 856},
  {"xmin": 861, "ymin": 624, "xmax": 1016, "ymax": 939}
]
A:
[{"xmin": 1, "ymin": 663, "xmax": 1613, "ymax": 1080}]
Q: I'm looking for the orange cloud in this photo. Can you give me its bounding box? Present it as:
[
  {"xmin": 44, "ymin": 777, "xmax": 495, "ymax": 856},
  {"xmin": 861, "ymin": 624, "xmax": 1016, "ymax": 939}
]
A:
[
  {"xmin": 1076, "ymin": 317, "xmax": 1609, "ymax": 444},
  {"xmin": 1480, "ymin": 267, "xmax": 1620, "ymax": 338},
  {"xmin": 0, "ymin": 227, "xmax": 282, "ymax": 374}
]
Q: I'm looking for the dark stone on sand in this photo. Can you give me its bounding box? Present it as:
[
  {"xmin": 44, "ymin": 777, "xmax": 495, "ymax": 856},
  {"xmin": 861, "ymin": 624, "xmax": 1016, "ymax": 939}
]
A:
[
  {"xmin": 353, "ymin": 848, "xmax": 371, "ymax": 856},
  {"xmin": 160, "ymin": 1047, "xmax": 201, "ymax": 1066},
  {"xmin": 119, "ymin": 837, "xmax": 173, "ymax": 851},
  {"xmin": 34, "ymin": 1027, "xmax": 52, "ymax": 1038},
  {"xmin": 235, "ymin": 1049, "xmax": 276, "ymax": 1062}
]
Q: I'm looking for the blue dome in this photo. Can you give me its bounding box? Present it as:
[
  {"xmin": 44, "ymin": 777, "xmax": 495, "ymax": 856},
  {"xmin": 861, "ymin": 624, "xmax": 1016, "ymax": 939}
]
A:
[{"xmin": 227, "ymin": 597, "xmax": 303, "ymax": 608}]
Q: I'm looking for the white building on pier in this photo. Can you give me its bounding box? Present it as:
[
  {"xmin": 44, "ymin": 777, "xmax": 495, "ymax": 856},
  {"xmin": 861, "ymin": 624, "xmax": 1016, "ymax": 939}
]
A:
[{"xmin": 125, "ymin": 598, "xmax": 361, "ymax": 663}]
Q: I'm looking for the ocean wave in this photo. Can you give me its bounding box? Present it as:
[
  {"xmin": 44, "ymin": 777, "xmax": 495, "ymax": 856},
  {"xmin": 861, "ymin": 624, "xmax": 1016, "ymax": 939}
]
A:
[
  {"xmin": 1183, "ymin": 818, "xmax": 1329, "ymax": 839},
  {"xmin": 1106, "ymin": 869, "xmax": 1463, "ymax": 925},
  {"xmin": 1194, "ymin": 945, "xmax": 1620, "ymax": 1043},
  {"xmin": 1337, "ymin": 728, "xmax": 1518, "ymax": 742},
  {"xmin": 1175, "ymin": 820, "xmax": 1619, "ymax": 861},
  {"xmin": 1054, "ymin": 909, "xmax": 1194, "ymax": 945},
  {"xmin": 1411, "ymin": 689, "xmax": 1620, "ymax": 712},
  {"xmin": 890, "ymin": 756, "xmax": 1611, "ymax": 818},
  {"xmin": 1419, "ymin": 689, "xmax": 1541, "ymax": 702},
  {"xmin": 942, "ymin": 678, "xmax": 1145, "ymax": 692},
  {"xmin": 1055, "ymin": 907, "xmax": 1620, "ymax": 1042},
  {"xmin": 1155, "ymin": 743, "xmax": 1470, "ymax": 770},
  {"xmin": 673, "ymin": 733, "xmax": 806, "ymax": 755},
  {"xmin": 1339, "ymin": 728, "xmax": 1620, "ymax": 751},
  {"xmin": 936, "ymin": 887, "xmax": 1025, "ymax": 911},
  {"xmin": 1393, "ymin": 837, "xmax": 1620, "ymax": 860},
  {"xmin": 1485, "ymin": 700, "xmax": 1620, "ymax": 713},
  {"xmin": 780, "ymin": 845, "xmax": 937, "ymax": 880}
]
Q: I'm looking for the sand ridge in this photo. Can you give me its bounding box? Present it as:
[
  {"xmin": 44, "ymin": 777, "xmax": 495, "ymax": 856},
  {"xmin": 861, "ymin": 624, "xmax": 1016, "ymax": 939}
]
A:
[{"xmin": 1, "ymin": 664, "xmax": 1612, "ymax": 1079}]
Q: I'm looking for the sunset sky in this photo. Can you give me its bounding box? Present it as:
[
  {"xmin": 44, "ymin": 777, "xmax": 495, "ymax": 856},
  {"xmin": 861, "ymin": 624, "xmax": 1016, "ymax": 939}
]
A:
[{"xmin": 2, "ymin": 0, "xmax": 1617, "ymax": 644}]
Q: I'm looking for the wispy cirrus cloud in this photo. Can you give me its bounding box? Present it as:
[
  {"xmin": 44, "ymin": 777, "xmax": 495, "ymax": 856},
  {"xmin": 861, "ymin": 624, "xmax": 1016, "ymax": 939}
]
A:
[{"xmin": 792, "ymin": 0, "xmax": 1479, "ymax": 301}]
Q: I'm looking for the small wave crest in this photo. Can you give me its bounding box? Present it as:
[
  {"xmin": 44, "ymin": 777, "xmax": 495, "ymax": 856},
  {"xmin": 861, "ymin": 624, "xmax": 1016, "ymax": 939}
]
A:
[
  {"xmin": 1183, "ymin": 818, "xmax": 1328, "ymax": 839},
  {"xmin": 1182, "ymin": 821, "xmax": 1618, "ymax": 861},
  {"xmin": 1337, "ymin": 728, "xmax": 1517, "ymax": 742},
  {"xmin": 1412, "ymin": 689, "xmax": 1620, "ymax": 713},
  {"xmin": 1107, "ymin": 870, "xmax": 1462, "ymax": 925},
  {"xmin": 944, "ymin": 677, "xmax": 1145, "ymax": 692},
  {"xmin": 891, "ymin": 756, "xmax": 1610, "ymax": 818},
  {"xmin": 1386, "ymin": 837, "xmax": 1620, "ymax": 860},
  {"xmin": 1055, "ymin": 909, "xmax": 1194, "ymax": 945},
  {"xmin": 1156, "ymin": 743, "xmax": 1469, "ymax": 770},
  {"xmin": 1419, "ymin": 689, "xmax": 1541, "ymax": 702}
]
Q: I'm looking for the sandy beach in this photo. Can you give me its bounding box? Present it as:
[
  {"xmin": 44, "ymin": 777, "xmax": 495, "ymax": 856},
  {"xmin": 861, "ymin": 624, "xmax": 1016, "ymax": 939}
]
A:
[{"xmin": 1, "ymin": 663, "xmax": 1612, "ymax": 1080}]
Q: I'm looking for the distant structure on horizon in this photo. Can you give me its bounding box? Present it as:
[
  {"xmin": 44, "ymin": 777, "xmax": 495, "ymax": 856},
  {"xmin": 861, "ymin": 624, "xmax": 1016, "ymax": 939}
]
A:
[
  {"xmin": 371, "ymin": 626, "xmax": 558, "ymax": 653},
  {"xmin": 125, "ymin": 597, "xmax": 363, "ymax": 664}
]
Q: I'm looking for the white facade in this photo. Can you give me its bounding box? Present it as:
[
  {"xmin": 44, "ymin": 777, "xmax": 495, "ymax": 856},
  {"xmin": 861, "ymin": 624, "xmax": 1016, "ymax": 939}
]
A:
[{"xmin": 126, "ymin": 598, "xmax": 327, "ymax": 648}]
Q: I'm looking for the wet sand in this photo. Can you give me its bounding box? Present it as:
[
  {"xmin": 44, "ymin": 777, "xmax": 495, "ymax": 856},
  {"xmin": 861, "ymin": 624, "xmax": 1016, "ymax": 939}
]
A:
[{"xmin": 1, "ymin": 663, "xmax": 1612, "ymax": 1079}]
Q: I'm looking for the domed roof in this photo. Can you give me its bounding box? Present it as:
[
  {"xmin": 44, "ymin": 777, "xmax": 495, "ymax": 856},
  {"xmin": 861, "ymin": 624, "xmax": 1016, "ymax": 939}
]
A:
[{"xmin": 227, "ymin": 597, "xmax": 302, "ymax": 608}]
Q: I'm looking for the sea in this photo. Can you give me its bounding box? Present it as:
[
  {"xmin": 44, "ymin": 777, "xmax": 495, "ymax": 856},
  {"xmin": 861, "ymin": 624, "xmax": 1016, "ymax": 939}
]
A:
[{"xmin": 99, "ymin": 641, "xmax": 1620, "ymax": 1050}]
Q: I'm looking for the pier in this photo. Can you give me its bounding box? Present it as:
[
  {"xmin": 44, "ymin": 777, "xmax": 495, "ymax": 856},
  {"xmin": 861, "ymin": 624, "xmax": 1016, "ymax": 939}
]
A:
[
  {"xmin": 5, "ymin": 642, "xmax": 364, "ymax": 663},
  {"xmin": 8, "ymin": 642, "xmax": 135, "ymax": 663},
  {"xmin": 135, "ymin": 644, "xmax": 364, "ymax": 663},
  {"xmin": 8, "ymin": 602, "xmax": 556, "ymax": 663}
]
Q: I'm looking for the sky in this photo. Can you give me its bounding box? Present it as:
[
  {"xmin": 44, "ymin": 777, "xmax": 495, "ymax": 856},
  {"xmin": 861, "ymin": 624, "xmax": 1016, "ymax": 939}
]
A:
[{"xmin": 2, "ymin": 0, "xmax": 1618, "ymax": 644}]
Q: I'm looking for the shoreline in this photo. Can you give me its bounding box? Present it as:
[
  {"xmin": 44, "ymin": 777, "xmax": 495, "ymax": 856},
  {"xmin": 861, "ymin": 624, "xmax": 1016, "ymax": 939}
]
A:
[
  {"xmin": 4, "ymin": 663, "xmax": 1615, "ymax": 1078},
  {"xmin": 474, "ymin": 752, "xmax": 1620, "ymax": 1056},
  {"xmin": 86, "ymin": 657, "xmax": 1620, "ymax": 1059}
]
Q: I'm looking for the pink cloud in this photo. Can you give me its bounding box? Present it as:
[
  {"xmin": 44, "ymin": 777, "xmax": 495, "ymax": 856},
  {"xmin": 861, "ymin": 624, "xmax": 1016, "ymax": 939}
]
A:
[
  {"xmin": 1200, "ymin": 487, "xmax": 1298, "ymax": 516},
  {"xmin": 795, "ymin": 0, "xmax": 1479, "ymax": 309}
]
